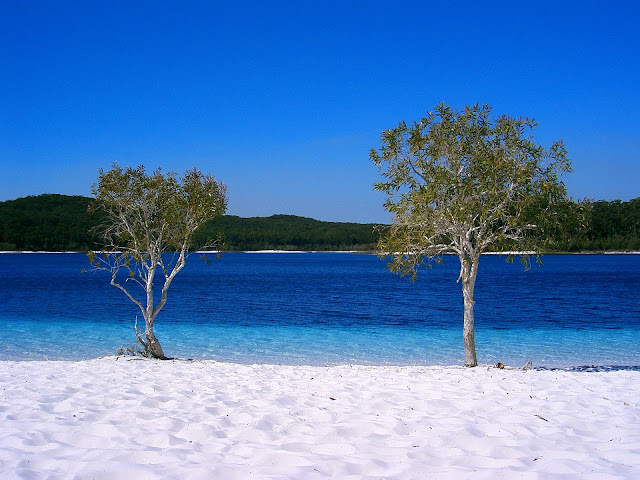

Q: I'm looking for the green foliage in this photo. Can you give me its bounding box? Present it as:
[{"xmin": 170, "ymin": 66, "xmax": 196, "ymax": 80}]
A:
[
  {"xmin": 371, "ymin": 103, "xmax": 574, "ymax": 277},
  {"xmin": 0, "ymin": 194, "xmax": 105, "ymax": 251},
  {"xmin": 583, "ymin": 198, "xmax": 640, "ymax": 251},
  {"xmin": 193, "ymin": 215, "xmax": 379, "ymax": 251},
  {"xmin": 0, "ymin": 195, "xmax": 377, "ymax": 252},
  {"xmin": 91, "ymin": 165, "xmax": 227, "ymax": 255}
]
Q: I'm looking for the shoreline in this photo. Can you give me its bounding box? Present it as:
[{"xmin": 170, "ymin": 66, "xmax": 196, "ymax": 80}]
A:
[
  {"xmin": 2, "ymin": 356, "xmax": 640, "ymax": 372},
  {"xmin": 1, "ymin": 358, "xmax": 638, "ymax": 478}
]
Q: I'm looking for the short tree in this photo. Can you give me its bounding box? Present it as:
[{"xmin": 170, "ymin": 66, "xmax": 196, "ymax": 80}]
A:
[
  {"xmin": 371, "ymin": 103, "xmax": 573, "ymax": 367},
  {"xmin": 89, "ymin": 165, "xmax": 227, "ymax": 359}
]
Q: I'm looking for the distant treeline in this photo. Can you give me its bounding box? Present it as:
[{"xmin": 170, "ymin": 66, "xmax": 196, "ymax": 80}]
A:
[
  {"xmin": 0, "ymin": 194, "xmax": 638, "ymax": 252},
  {"xmin": 192, "ymin": 215, "xmax": 379, "ymax": 251},
  {"xmin": 573, "ymin": 198, "xmax": 640, "ymax": 251},
  {"xmin": 0, "ymin": 195, "xmax": 105, "ymax": 251},
  {"xmin": 0, "ymin": 194, "xmax": 378, "ymax": 252}
]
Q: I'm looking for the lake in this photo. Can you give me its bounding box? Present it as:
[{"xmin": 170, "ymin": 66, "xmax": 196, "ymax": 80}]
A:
[{"xmin": 0, "ymin": 252, "xmax": 638, "ymax": 367}]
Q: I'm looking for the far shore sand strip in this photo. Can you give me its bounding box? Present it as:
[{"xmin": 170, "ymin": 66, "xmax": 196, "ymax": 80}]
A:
[{"xmin": 0, "ymin": 358, "xmax": 638, "ymax": 479}]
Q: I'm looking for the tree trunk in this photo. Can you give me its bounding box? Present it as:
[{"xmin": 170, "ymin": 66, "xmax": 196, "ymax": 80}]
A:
[
  {"xmin": 144, "ymin": 324, "xmax": 168, "ymax": 360},
  {"xmin": 460, "ymin": 256, "xmax": 479, "ymax": 367},
  {"xmin": 140, "ymin": 256, "xmax": 169, "ymax": 360}
]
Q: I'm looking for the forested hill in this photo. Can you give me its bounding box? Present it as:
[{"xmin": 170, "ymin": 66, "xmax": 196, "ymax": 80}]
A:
[
  {"xmin": 580, "ymin": 198, "xmax": 640, "ymax": 251},
  {"xmin": 0, "ymin": 194, "xmax": 105, "ymax": 251},
  {"xmin": 0, "ymin": 194, "xmax": 379, "ymax": 251},
  {"xmin": 192, "ymin": 214, "xmax": 379, "ymax": 251},
  {"xmin": 0, "ymin": 194, "xmax": 638, "ymax": 252}
]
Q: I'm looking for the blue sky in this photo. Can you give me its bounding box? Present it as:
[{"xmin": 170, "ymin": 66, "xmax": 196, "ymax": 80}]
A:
[{"xmin": 1, "ymin": 1, "xmax": 638, "ymax": 223}]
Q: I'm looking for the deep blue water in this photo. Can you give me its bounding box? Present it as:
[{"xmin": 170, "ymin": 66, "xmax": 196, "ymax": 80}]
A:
[{"xmin": 0, "ymin": 252, "xmax": 638, "ymax": 367}]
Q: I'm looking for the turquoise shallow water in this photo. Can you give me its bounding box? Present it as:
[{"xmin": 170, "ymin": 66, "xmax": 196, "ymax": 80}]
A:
[{"xmin": 0, "ymin": 252, "xmax": 638, "ymax": 367}]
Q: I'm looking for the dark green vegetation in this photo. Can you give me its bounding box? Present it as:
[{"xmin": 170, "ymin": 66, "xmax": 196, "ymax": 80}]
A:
[
  {"xmin": 0, "ymin": 194, "xmax": 105, "ymax": 251},
  {"xmin": 192, "ymin": 214, "xmax": 379, "ymax": 251},
  {"xmin": 0, "ymin": 194, "xmax": 379, "ymax": 252},
  {"xmin": 583, "ymin": 199, "xmax": 640, "ymax": 251},
  {"xmin": 0, "ymin": 193, "xmax": 637, "ymax": 252}
]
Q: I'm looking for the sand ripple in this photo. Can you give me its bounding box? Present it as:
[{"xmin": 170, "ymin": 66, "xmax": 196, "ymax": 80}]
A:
[{"xmin": 0, "ymin": 358, "xmax": 638, "ymax": 479}]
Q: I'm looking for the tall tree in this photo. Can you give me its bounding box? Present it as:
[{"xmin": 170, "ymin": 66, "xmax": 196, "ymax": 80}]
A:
[
  {"xmin": 89, "ymin": 165, "xmax": 227, "ymax": 359},
  {"xmin": 371, "ymin": 103, "xmax": 573, "ymax": 366}
]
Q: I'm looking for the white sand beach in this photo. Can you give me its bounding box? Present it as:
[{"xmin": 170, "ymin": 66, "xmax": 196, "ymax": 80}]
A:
[{"xmin": 0, "ymin": 358, "xmax": 638, "ymax": 479}]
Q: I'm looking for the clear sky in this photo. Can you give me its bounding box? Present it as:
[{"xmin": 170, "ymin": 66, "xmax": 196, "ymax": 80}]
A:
[{"xmin": 1, "ymin": 1, "xmax": 638, "ymax": 223}]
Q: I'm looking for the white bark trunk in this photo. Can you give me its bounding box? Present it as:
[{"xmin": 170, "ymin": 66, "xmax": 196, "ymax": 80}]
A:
[
  {"xmin": 460, "ymin": 256, "xmax": 479, "ymax": 367},
  {"xmin": 141, "ymin": 254, "xmax": 169, "ymax": 359},
  {"xmin": 144, "ymin": 324, "xmax": 167, "ymax": 359},
  {"xmin": 138, "ymin": 249, "xmax": 186, "ymax": 360}
]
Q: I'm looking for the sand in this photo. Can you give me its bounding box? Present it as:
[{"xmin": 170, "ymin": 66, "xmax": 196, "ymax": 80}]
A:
[{"xmin": 0, "ymin": 358, "xmax": 638, "ymax": 479}]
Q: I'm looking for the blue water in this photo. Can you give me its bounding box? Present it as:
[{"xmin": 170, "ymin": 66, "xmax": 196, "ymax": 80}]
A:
[{"xmin": 0, "ymin": 252, "xmax": 638, "ymax": 367}]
